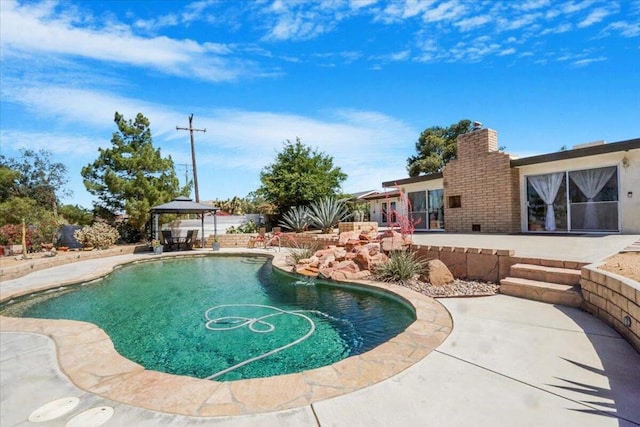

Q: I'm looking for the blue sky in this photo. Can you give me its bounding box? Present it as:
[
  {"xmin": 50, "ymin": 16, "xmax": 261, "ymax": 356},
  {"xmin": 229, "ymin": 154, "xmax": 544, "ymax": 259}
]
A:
[{"xmin": 1, "ymin": 0, "xmax": 639, "ymax": 209}]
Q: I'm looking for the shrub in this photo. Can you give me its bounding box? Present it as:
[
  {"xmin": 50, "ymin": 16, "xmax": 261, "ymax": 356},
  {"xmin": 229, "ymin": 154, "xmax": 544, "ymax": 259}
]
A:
[
  {"xmin": 0, "ymin": 221, "xmax": 58, "ymax": 252},
  {"xmin": 73, "ymin": 222, "xmax": 120, "ymax": 249},
  {"xmin": 116, "ymin": 221, "xmax": 142, "ymax": 243},
  {"xmin": 226, "ymin": 219, "xmax": 260, "ymax": 234},
  {"xmin": 0, "ymin": 224, "xmax": 22, "ymax": 245},
  {"xmin": 279, "ymin": 206, "xmax": 309, "ymax": 232},
  {"xmin": 281, "ymin": 235, "xmax": 322, "ymax": 266},
  {"xmin": 374, "ymin": 250, "xmax": 425, "ymax": 285},
  {"xmin": 307, "ymin": 197, "xmax": 350, "ymax": 234}
]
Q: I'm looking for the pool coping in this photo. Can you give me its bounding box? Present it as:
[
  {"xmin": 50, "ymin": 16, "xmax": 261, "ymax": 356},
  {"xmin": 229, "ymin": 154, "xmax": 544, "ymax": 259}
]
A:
[{"xmin": 0, "ymin": 250, "xmax": 453, "ymax": 417}]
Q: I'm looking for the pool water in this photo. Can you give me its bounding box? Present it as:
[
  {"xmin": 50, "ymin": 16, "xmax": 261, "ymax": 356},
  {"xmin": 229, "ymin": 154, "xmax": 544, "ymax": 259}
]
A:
[{"xmin": 1, "ymin": 256, "xmax": 415, "ymax": 381}]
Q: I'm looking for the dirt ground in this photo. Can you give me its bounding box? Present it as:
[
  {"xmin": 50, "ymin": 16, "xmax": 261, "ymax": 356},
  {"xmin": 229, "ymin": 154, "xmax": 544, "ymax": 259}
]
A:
[{"xmin": 598, "ymin": 252, "xmax": 640, "ymax": 282}]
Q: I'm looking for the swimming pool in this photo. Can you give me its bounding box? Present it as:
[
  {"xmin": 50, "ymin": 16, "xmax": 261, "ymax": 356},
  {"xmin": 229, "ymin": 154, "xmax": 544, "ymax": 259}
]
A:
[{"xmin": 1, "ymin": 256, "xmax": 415, "ymax": 381}]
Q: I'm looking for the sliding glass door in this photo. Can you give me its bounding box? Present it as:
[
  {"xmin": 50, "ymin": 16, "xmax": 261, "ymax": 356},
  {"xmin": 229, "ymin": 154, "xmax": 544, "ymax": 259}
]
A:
[
  {"xmin": 408, "ymin": 191, "xmax": 427, "ymax": 230},
  {"xmin": 408, "ymin": 190, "xmax": 444, "ymax": 230},
  {"xmin": 568, "ymin": 166, "xmax": 619, "ymax": 232},
  {"xmin": 428, "ymin": 190, "xmax": 444, "ymax": 230},
  {"xmin": 526, "ymin": 166, "xmax": 618, "ymax": 232}
]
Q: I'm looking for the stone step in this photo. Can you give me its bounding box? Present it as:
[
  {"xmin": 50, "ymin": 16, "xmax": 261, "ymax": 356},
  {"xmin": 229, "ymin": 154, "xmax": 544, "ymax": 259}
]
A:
[
  {"xmin": 509, "ymin": 263, "xmax": 581, "ymax": 286},
  {"xmin": 499, "ymin": 277, "xmax": 583, "ymax": 308}
]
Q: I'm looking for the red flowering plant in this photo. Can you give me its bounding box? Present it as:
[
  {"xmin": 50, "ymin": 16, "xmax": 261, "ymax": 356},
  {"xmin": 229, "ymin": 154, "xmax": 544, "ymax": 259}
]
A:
[
  {"xmin": 0, "ymin": 224, "xmax": 23, "ymax": 246},
  {"xmin": 385, "ymin": 185, "xmax": 421, "ymax": 249}
]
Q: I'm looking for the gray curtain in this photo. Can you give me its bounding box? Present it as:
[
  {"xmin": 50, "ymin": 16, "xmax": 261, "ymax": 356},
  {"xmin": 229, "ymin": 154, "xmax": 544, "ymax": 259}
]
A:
[
  {"xmin": 570, "ymin": 167, "xmax": 616, "ymax": 229},
  {"xmin": 529, "ymin": 173, "xmax": 564, "ymax": 231}
]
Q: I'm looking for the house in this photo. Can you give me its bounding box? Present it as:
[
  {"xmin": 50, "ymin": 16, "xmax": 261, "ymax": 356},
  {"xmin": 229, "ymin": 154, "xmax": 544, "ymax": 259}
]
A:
[{"xmin": 366, "ymin": 126, "xmax": 640, "ymax": 234}]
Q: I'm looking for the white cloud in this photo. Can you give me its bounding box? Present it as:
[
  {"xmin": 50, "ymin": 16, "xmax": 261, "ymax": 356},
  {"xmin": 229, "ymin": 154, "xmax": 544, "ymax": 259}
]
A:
[
  {"xmin": 454, "ymin": 15, "xmax": 492, "ymax": 31},
  {"xmin": 577, "ymin": 7, "xmax": 614, "ymax": 28},
  {"xmin": 572, "ymin": 56, "xmax": 607, "ymax": 66},
  {"xmin": 502, "ymin": 12, "xmax": 542, "ymax": 30},
  {"xmin": 518, "ymin": 0, "xmax": 551, "ymax": 11},
  {"xmin": 0, "ymin": 0, "xmax": 254, "ymax": 83},
  {"xmin": 605, "ymin": 21, "xmax": 640, "ymax": 37},
  {"xmin": 541, "ymin": 23, "xmax": 573, "ymax": 34},
  {"xmin": 0, "ymin": 130, "xmax": 100, "ymax": 156},
  {"xmin": 401, "ymin": 0, "xmax": 438, "ymax": 19},
  {"xmin": 422, "ymin": 1, "xmax": 466, "ymax": 23},
  {"xmin": 562, "ymin": 1, "xmax": 596, "ymax": 14},
  {"xmin": 498, "ymin": 48, "xmax": 517, "ymax": 56}
]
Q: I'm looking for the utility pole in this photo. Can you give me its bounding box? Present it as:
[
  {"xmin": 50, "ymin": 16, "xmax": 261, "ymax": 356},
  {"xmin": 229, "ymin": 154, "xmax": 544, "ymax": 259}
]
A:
[
  {"xmin": 178, "ymin": 163, "xmax": 192, "ymax": 188},
  {"xmin": 176, "ymin": 114, "xmax": 206, "ymax": 202}
]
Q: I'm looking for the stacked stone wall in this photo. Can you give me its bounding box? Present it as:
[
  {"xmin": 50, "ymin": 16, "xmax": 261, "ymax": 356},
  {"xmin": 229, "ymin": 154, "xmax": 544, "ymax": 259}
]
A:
[
  {"xmin": 581, "ymin": 266, "xmax": 640, "ymax": 352},
  {"xmin": 443, "ymin": 128, "xmax": 520, "ymax": 233}
]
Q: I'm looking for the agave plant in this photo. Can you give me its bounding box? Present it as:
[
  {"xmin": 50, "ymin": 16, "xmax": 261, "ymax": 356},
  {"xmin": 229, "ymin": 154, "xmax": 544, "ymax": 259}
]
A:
[
  {"xmin": 307, "ymin": 197, "xmax": 350, "ymax": 234},
  {"xmin": 279, "ymin": 206, "xmax": 310, "ymax": 232},
  {"xmin": 374, "ymin": 250, "xmax": 425, "ymax": 285}
]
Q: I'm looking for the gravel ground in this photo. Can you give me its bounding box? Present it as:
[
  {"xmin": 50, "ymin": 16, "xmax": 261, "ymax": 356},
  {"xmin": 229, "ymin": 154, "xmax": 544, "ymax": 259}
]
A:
[{"xmin": 404, "ymin": 279, "xmax": 500, "ymax": 298}]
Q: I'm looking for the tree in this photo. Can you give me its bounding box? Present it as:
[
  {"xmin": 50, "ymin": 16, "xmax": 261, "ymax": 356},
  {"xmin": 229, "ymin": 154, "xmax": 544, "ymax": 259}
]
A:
[
  {"xmin": 58, "ymin": 204, "xmax": 93, "ymax": 226},
  {"xmin": 406, "ymin": 119, "xmax": 472, "ymax": 177},
  {"xmin": 257, "ymin": 138, "xmax": 347, "ymax": 213},
  {"xmin": 0, "ymin": 150, "xmax": 70, "ymax": 215},
  {"xmin": 81, "ymin": 112, "xmax": 188, "ymax": 235}
]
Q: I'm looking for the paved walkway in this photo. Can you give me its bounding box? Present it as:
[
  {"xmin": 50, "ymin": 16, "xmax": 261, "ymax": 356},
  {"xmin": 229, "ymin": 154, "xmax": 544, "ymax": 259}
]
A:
[
  {"xmin": 410, "ymin": 233, "xmax": 640, "ymax": 262},
  {"xmin": 1, "ymin": 238, "xmax": 640, "ymax": 426}
]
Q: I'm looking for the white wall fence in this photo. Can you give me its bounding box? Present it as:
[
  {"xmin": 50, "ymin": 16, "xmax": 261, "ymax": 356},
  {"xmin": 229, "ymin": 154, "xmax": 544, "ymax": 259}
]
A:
[{"xmin": 163, "ymin": 215, "xmax": 262, "ymax": 239}]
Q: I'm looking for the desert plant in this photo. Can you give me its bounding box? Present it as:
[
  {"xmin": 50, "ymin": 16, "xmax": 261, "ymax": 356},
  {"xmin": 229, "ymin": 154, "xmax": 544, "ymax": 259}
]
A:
[
  {"xmin": 73, "ymin": 222, "xmax": 120, "ymax": 249},
  {"xmin": 279, "ymin": 206, "xmax": 309, "ymax": 232},
  {"xmin": 307, "ymin": 197, "xmax": 350, "ymax": 234},
  {"xmin": 374, "ymin": 250, "xmax": 425, "ymax": 285},
  {"xmin": 281, "ymin": 234, "xmax": 322, "ymax": 266}
]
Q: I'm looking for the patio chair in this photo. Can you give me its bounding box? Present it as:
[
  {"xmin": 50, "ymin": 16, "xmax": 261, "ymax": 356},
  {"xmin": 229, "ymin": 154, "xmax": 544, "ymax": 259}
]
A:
[
  {"xmin": 161, "ymin": 230, "xmax": 176, "ymax": 251},
  {"xmin": 248, "ymin": 227, "xmax": 267, "ymax": 248},
  {"xmin": 184, "ymin": 229, "xmax": 198, "ymax": 250}
]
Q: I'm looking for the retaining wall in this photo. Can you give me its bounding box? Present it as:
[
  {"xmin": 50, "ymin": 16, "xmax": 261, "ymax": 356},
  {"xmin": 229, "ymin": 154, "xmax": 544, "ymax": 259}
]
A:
[
  {"xmin": 0, "ymin": 245, "xmax": 147, "ymax": 281},
  {"xmin": 581, "ymin": 265, "xmax": 640, "ymax": 352}
]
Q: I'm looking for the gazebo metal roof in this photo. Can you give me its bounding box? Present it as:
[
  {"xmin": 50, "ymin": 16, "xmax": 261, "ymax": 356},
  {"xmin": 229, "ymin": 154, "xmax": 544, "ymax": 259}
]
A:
[{"xmin": 149, "ymin": 196, "xmax": 219, "ymax": 214}]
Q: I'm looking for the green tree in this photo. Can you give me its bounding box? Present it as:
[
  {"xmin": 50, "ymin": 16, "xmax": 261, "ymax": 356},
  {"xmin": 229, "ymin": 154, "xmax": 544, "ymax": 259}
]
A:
[
  {"xmin": 58, "ymin": 204, "xmax": 94, "ymax": 226},
  {"xmin": 0, "ymin": 196, "xmax": 48, "ymax": 226},
  {"xmin": 257, "ymin": 138, "xmax": 347, "ymax": 213},
  {"xmin": 0, "ymin": 150, "xmax": 70, "ymax": 214},
  {"xmin": 406, "ymin": 119, "xmax": 472, "ymax": 177},
  {"xmin": 0, "ymin": 165, "xmax": 20, "ymax": 202},
  {"xmin": 81, "ymin": 112, "xmax": 188, "ymax": 235}
]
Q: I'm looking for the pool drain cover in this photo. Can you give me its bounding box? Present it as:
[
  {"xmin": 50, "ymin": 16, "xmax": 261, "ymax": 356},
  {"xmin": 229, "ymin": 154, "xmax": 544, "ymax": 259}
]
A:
[
  {"xmin": 65, "ymin": 406, "xmax": 114, "ymax": 427},
  {"xmin": 28, "ymin": 397, "xmax": 80, "ymax": 422}
]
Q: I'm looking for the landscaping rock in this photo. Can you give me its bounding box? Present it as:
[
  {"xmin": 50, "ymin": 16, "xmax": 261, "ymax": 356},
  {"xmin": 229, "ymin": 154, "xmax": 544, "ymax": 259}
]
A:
[{"xmin": 422, "ymin": 259, "xmax": 454, "ymax": 286}]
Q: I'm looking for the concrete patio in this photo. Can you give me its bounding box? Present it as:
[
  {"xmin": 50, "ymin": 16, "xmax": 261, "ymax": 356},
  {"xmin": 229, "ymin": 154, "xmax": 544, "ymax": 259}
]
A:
[{"xmin": 1, "ymin": 235, "xmax": 639, "ymax": 426}]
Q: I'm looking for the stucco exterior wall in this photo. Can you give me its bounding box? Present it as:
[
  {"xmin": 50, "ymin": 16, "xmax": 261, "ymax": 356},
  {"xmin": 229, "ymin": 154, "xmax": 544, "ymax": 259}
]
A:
[
  {"xmin": 367, "ymin": 195, "xmax": 400, "ymax": 225},
  {"xmin": 515, "ymin": 148, "xmax": 640, "ymax": 233}
]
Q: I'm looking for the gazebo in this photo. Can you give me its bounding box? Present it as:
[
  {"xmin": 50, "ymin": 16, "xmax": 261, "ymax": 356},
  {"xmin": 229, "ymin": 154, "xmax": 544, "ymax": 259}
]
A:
[{"xmin": 149, "ymin": 196, "xmax": 219, "ymax": 248}]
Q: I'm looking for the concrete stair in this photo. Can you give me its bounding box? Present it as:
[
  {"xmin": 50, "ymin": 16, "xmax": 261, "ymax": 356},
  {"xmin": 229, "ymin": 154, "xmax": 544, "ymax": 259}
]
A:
[{"xmin": 500, "ymin": 263, "xmax": 583, "ymax": 307}]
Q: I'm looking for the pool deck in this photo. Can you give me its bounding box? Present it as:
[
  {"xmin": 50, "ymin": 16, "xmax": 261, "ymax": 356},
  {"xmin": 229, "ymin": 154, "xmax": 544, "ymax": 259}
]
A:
[{"xmin": 1, "ymin": 235, "xmax": 640, "ymax": 426}]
